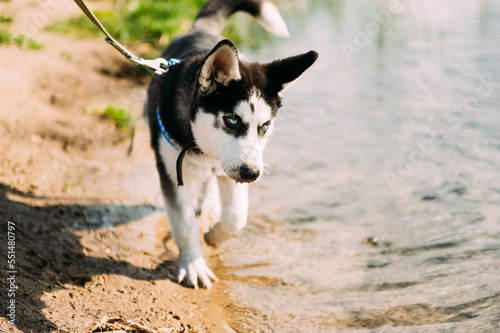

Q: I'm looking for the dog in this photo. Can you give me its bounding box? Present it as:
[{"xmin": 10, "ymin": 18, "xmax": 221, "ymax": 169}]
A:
[{"xmin": 146, "ymin": 0, "xmax": 317, "ymax": 289}]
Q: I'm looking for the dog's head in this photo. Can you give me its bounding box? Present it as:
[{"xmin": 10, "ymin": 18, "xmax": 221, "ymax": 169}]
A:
[{"xmin": 191, "ymin": 39, "xmax": 317, "ymax": 183}]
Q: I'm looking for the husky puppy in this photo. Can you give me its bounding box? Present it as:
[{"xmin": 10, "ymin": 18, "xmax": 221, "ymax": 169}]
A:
[{"xmin": 146, "ymin": 0, "xmax": 317, "ymax": 288}]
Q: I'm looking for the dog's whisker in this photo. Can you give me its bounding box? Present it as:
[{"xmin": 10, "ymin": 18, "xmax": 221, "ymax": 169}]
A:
[{"xmin": 262, "ymin": 164, "xmax": 271, "ymax": 175}]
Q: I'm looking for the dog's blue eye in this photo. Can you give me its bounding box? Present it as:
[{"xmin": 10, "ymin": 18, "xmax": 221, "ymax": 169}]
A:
[
  {"xmin": 260, "ymin": 121, "xmax": 271, "ymax": 135},
  {"xmin": 223, "ymin": 115, "xmax": 241, "ymax": 129}
]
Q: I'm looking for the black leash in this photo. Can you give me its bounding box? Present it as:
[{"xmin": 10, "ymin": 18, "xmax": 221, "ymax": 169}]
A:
[{"xmin": 176, "ymin": 144, "xmax": 200, "ymax": 186}]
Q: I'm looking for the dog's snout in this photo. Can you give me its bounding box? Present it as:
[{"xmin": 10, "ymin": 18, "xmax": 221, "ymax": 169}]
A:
[{"xmin": 239, "ymin": 165, "xmax": 260, "ymax": 182}]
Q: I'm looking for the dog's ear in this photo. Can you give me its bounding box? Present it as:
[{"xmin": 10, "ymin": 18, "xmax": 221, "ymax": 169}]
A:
[
  {"xmin": 265, "ymin": 51, "xmax": 318, "ymax": 95},
  {"xmin": 199, "ymin": 39, "xmax": 241, "ymax": 95}
]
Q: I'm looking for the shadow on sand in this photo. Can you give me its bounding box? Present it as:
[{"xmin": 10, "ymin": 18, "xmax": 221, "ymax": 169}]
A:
[{"xmin": 0, "ymin": 183, "xmax": 177, "ymax": 332}]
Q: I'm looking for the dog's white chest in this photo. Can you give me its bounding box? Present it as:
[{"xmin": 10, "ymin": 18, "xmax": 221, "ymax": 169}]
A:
[
  {"xmin": 159, "ymin": 138, "xmax": 222, "ymax": 182},
  {"xmin": 183, "ymin": 152, "xmax": 223, "ymax": 181}
]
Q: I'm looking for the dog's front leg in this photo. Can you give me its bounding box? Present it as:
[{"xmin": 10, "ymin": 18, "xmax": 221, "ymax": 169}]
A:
[
  {"xmin": 204, "ymin": 176, "xmax": 249, "ymax": 246},
  {"xmin": 156, "ymin": 157, "xmax": 217, "ymax": 289}
]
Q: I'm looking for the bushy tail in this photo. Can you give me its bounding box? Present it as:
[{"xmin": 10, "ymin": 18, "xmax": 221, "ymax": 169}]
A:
[{"xmin": 192, "ymin": 0, "xmax": 290, "ymax": 38}]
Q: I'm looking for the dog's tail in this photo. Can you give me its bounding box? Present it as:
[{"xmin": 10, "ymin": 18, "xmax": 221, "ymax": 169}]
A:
[{"xmin": 192, "ymin": 0, "xmax": 290, "ymax": 38}]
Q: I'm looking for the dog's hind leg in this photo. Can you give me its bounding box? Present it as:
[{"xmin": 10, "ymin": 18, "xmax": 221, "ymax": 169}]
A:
[
  {"xmin": 194, "ymin": 175, "xmax": 221, "ymax": 233},
  {"xmin": 204, "ymin": 176, "xmax": 249, "ymax": 246},
  {"xmin": 194, "ymin": 175, "xmax": 218, "ymax": 217}
]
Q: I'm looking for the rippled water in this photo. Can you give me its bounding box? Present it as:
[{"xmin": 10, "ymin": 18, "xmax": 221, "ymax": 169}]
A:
[{"xmin": 216, "ymin": 0, "xmax": 500, "ymax": 331}]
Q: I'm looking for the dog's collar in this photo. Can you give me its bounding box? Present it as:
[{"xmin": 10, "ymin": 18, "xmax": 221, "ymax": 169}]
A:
[
  {"xmin": 156, "ymin": 106, "xmax": 180, "ymax": 151},
  {"xmin": 156, "ymin": 106, "xmax": 201, "ymax": 187}
]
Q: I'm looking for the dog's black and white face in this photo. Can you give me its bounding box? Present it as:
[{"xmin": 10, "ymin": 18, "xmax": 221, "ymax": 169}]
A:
[{"xmin": 191, "ymin": 40, "xmax": 317, "ymax": 183}]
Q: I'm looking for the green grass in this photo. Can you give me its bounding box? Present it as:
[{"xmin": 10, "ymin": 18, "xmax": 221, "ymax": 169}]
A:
[
  {"xmin": 0, "ymin": 28, "xmax": 43, "ymax": 50},
  {"xmin": 48, "ymin": 0, "xmax": 262, "ymax": 50},
  {"xmin": 0, "ymin": 13, "xmax": 43, "ymax": 50},
  {"xmin": 49, "ymin": 0, "xmax": 204, "ymax": 46},
  {"xmin": 0, "ymin": 15, "xmax": 12, "ymax": 24},
  {"xmin": 87, "ymin": 104, "xmax": 134, "ymax": 132}
]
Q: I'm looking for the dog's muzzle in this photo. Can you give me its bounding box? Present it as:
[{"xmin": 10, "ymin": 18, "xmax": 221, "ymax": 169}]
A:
[
  {"xmin": 221, "ymin": 159, "xmax": 262, "ymax": 183},
  {"xmin": 237, "ymin": 164, "xmax": 261, "ymax": 183}
]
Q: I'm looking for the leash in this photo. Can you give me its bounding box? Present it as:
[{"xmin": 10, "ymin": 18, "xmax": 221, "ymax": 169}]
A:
[
  {"xmin": 176, "ymin": 144, "xmax": 199, "ymax": 186},
  {"xmin": 74, "ymin": 0, "xmax": 198, "ymax": 186},
  {"xmin": 73, "ymin": 0, "xmax": 181, "ymax": 75}
]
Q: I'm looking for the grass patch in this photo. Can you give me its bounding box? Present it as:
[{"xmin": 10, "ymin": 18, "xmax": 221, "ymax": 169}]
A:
[
  {"xmin": 0, "ymin": 14, "xmax": 43, "ymax": 50},
  {"xmin": 0, "ymin": 28, "xmax": 43, "ymax": 50},
  {"xmin": 48, "ymin": 0, "xmax": 262, "ymax": 51},
  {"xmin": 49, "ymin": 0, "xmax": 205, "ymax": 46},
  {"xmin": 0, "ymin": 15, "xmax": 13, "ymax": 24},
  {"xmin": 87, "ymin": 104, "xmax": 134, "ymax": 132}
]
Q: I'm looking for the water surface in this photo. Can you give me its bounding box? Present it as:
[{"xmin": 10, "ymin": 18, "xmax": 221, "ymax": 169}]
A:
[{"xmin": 216, "ymin": 0, "xmax": 500, "ymax": 331}]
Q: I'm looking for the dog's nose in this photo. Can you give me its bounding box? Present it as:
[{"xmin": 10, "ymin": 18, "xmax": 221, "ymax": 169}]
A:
[{"xmin": 239, "ymin": 165, "xmax": 260, "ymax": 182}]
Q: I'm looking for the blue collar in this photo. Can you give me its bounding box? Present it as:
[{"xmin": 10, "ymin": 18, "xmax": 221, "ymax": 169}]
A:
[
  {"xmin": 164, "ymin": 57, "xmax": 183, "ymax": 67},
  {"xmin": 156, "ymin": 106, "xmax": 180, "ymax": 151},
  {"xmin": 156, "ymin": 105, "xmax": 200, "ymax": 187},
  {"xmin": 155, "ymin": 58, "xmax": 183, "ymax": 150}
]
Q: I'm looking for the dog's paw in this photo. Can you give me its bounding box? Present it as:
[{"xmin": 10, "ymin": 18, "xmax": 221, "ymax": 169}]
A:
[
  {"xmin": 178, "ymin": 253, "xmax": 218, "ymax": 289},
  {"xmin": 204, "ymin": 228, "xmax": 219, "ymax": 247},
  {"xmin": 204, "ymin": 223, "xmax": 231, "ymax": 247}
]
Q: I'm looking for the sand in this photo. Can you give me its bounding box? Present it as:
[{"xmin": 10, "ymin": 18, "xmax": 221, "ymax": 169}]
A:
[{"xmin": 0, "ymin": 0, "xmax": 233, "ymax": 332}]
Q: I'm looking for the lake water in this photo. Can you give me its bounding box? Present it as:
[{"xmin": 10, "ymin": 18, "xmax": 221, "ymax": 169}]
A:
[{"xmin": 215, "ymin": 0, "xmax": 500, "ymax": 331}]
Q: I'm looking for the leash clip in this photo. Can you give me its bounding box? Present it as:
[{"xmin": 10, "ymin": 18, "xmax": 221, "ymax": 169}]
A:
[
  {"xmin": 75, "ymin": 0, "xmax": 182, "ymax": 75},
  {"xmin": 133, "ymin": 57, "xmax": 177, "ymax": 75}
]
